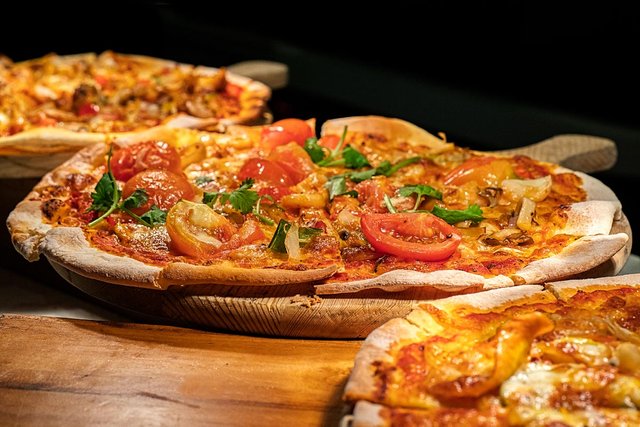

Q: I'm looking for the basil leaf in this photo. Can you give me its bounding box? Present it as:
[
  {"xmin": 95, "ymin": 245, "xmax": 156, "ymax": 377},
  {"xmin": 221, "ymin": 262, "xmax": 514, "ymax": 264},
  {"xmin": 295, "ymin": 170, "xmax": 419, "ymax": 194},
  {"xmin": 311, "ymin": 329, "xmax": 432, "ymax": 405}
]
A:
[
  {"xmin": 431, "ymin": 204, "xmax": 484, "ymax": 224},
  {"xmin": 268, "ymin": 219, "xmax": 291, "ymax": 253}
]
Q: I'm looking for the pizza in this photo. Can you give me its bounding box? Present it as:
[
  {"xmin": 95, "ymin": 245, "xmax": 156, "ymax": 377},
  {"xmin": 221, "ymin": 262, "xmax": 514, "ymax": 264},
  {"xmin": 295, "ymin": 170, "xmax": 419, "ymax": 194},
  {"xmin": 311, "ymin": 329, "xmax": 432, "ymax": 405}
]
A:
[
  {"xmin": 342, "ymin": 274, "xmax": 640, "ymax": 426},
  {"xmin": 0, "ymin": 51, "xmax": 271, "ymax": 157},
  {"xmin": 7, "ymin": 115, "xmax": 629, "ymax": 292}
]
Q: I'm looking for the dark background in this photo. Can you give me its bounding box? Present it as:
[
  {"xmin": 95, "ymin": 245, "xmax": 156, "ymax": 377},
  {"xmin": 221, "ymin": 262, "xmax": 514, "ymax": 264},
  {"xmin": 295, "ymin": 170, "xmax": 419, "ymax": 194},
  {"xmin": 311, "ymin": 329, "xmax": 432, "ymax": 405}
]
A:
[{"xmin": 2, "ymin": 1, "xmax": 639, "ymax": 251}]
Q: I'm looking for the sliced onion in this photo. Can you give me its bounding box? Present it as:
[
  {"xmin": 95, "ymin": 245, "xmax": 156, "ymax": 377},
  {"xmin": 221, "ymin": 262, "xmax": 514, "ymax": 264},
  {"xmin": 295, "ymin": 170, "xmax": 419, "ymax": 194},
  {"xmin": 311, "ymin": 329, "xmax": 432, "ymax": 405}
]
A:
[
  {"xmin": 284, "ymin": 223, "xmax": 301, "ymax": 260},
  {"xmin": 605, "ymin": 318, "xmax": 640, "ymax": 346},
  {"xmin": 502, "ymin": 175, "xmax": 552, "ymax": 202},
  {"xmin": 516, "ymin": 198, "xmax": 536, "ymax": 231}
]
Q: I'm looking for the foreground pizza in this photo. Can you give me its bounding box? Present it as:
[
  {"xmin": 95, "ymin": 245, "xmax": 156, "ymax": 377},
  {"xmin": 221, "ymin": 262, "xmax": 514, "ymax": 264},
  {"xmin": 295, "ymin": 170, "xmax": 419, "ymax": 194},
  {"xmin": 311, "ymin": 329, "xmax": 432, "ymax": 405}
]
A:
[
  {"xmin": 343, "ymin": 274, "xmax": 640, "ymax": 426},
  {"xmin": 7, "ymin": 116, "xmax": 628, "ymax": 291},
  {"xmin": 0, "ymin": 51, "xmax": 271, "ymax": 156}
]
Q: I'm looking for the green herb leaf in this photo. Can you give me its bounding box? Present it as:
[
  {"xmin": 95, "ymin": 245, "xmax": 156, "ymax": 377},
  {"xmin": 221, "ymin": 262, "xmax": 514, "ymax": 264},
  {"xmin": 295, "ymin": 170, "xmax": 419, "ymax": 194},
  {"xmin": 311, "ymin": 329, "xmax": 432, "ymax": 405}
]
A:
[
  {"xmin": 140, "ymin": 205, "xmax": 167, "ymax": 225},
  {"xmin": 121, "ymin": 189, "xmax": 148, "ymax": 210},
  {"xmin": 203, "ymin": 178, "xmax": 260, "ymax": 215},
  {"xmin": 268, "ymin": 219, "xmax": 291, "ymax": 253},
  {"xmin": 87, "ymin": 147, "xmax": 120, "ymax": 227},
  {"xmin": 342, "ymin": 145, "xmax": 370, "ymax": 168},
  {"xmin": 325, "ymin": 175, "xmax": 358, "ymax": 200},
  {"xmin": 303, "ymin": 137, "xmax": 326, "ymax": 163},
  {"xmin": 348, "ymin": 168, "xmax": 378, "ymax": 183},
  {"xmin": 383, "ymin": 194, "xmax": 398, "ymax": 213},
  {"xmin": 431, "ymin": 204, "xmax": 484, "ymax": 224},
  {"xmin": 381, "ymin": 156, "xmax": 421, "ymax": 176},
  {"xmin": 399, "ymin": 184, "xmax": 442, "ymax": 211}
]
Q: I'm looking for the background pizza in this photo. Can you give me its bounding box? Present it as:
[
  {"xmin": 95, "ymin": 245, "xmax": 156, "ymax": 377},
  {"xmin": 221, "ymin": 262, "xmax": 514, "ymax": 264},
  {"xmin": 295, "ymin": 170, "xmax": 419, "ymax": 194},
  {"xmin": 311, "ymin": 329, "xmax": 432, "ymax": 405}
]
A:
[{"xmin": 0, "ymin": 51, "xmax": 271, "ymax": 177}]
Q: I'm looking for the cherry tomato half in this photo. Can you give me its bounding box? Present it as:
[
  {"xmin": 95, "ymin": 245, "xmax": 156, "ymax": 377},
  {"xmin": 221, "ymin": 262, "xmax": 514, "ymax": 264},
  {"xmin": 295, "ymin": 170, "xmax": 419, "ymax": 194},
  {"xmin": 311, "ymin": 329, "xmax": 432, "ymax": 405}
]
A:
[
  {"xmin": 111, "ymin": 140, "xmax": 182, "ymax": 182},
  {"xmin": 122, "ymin": 169, "xmax": 195, "ymax": 215},
  {"xmin": 443, "ymin": 156, "xmax": 513, "ymax": 187},
  {"xmin": 238, "ymin": 158, "xmax": 294, "ymax": 187},
  {"xmin": 260, "ymin": 118, "xmax": 314, "ymax": 151},
  {"xmin": 268, "ymin": 143, "xmax": 315, "ymax": 184},
  {"xmin": 317, "ymin": 135, "xmax": 341, "ymax": 150},
  {"xmin": 361, "ymin": 213, "xmax": 461, "ymax": 261}
]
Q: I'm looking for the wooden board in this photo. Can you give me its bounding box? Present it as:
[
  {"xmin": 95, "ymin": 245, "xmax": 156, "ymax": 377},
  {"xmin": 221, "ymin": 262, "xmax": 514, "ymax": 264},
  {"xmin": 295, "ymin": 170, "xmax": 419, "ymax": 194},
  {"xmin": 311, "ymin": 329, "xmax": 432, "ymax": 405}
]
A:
[
  {"xmin": 49, "ymin": 211, "xmax": 632, "ymax": 338},
  {"xmin": 0, "ymin": 314, "xmax": 361, "ymax": 426}
]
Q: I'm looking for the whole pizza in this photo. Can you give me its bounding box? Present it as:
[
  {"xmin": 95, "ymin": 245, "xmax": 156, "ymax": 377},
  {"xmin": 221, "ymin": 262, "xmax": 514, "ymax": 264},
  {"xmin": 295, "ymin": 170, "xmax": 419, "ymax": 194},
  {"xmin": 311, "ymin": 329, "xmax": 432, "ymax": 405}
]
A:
[
  {"xmin": 7, "ymin": 116, "xmax": 629, "ymax": 294},
  {"xmin": 0, "ymin": 51, "xmax": 271, "ymax": 158},
  {"xmin": 343, "ymin": 274, "xmax": 640, "ymax": 426}
]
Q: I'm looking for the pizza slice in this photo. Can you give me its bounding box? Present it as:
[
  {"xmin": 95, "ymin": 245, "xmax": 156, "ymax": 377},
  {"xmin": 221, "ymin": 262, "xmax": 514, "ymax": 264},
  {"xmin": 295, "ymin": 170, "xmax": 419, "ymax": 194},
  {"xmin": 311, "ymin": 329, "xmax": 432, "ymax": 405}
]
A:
[
  {"xmin": 6, "ymin": 116, "xmax": 629, "ymax": 293},
  {"xmin": 0, "ymin": 51, "xmax": 271, "ymax": 177},
  {"xmin": 343, "ymin": 274, "xmax": 640, "ymax": 426}
]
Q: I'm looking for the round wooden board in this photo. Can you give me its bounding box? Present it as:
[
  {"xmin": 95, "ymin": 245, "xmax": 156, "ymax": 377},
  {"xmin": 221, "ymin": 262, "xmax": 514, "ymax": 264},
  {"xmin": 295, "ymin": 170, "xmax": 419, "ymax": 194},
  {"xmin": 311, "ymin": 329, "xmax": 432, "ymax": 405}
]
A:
[{"xmin": 48, "ymin": 213, "xmax": 632, "ymax": 338}]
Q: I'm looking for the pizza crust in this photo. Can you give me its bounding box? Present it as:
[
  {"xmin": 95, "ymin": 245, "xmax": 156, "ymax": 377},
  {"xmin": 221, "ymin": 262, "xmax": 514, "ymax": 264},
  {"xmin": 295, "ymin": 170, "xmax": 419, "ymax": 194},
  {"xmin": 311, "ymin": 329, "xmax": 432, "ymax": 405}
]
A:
[
  {"xmin": 321, "ymin": 116, "xmax": 453, "ymax": 154},
  {"xmin": 346, "ymin": 401, "xmax": 386, "ymax": 427},
  {"xmin": 545, "ymin": 273, "xmax": 640, "ymax": 301},
  {"xmin": 512, "ymin": 233, "xmax": 629, "ymax": 284},
  {"xmin": 344, "ymin": 316, "xmax": 428, "ymax": 402}
]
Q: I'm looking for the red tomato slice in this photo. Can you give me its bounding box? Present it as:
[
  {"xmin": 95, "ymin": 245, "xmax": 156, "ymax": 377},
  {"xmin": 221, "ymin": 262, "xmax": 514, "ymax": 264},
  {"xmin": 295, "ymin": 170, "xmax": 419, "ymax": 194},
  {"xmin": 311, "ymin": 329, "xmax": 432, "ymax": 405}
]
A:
[
  {"xmin": 122, "ymin": 169, "xmax": 195, "ymax": 215},
  {"xmin": 443, "ymin": 156, "xmax": 513, "ymax": 187},
  {"xmin": 238, "ymin": 158, "xmax": 294, "ymax": 187},
  {"xmin": 317, "ymin": 135, "xmax": 341, "ymax": 150},
  {"xmin": 260, "ymin": 118, "xmax": 314, "ymax": 151},
  {"xmin": 361, "ymin": 213, "xmax": 461, "ymax": 261},
  {"xmin": 111, "ymin": 140, "xmax": 182, "ymax": 182},
  {"xmin": 268, "ymin": 143, "xmax": 315, "ymax": 184}
]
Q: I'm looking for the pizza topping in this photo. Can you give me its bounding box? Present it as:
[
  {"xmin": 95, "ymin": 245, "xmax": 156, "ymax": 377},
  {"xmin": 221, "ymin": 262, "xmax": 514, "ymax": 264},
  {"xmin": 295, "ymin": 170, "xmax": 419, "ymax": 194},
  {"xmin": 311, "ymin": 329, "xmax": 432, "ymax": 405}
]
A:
[
  {"xmin": 501, "ymin": 175, "xmax": 552, "ymax": 202},
  {"xmin": 431, "ymin": 204, "xmax": 484, "ymax": 225},
  {"xmin": 268, "ymin": 219, "xmax": 323, "ymax": 257},
  {"xmin": 203, "ymin": 178, "xmax": 260, "ymax": 215},
  {"xmin": 260, "ymin": 118, "xmax": 314, "ymax": 151},
  {"xmin": 429, "ymin": 312, "xmax": 554, "ymax": 399},
  {"xmin": 110, "ymin": 140, "xmax": 182, "ymax": 182},
  {"xmin": 398, "ymin": 184, "xmax": 442, "ymax": 211},
  {"xmin": 360, "ymin": 213, "xmax": 462, "ymax": 261},
  {"xmin": 444, "ymin": 156, "xmax": 514, "ymax": 187},
  {"xmin": 122, "ymin": 169, "xmax": 194, "ymax": 215}
]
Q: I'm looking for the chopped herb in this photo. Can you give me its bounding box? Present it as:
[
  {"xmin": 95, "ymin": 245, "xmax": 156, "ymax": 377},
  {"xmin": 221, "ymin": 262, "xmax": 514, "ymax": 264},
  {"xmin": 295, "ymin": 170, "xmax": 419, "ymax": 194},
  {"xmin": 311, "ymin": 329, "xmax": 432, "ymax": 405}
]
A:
[
  {"xmin": 325, "ymin": 175, "xmax": 358, "ymax": 200},
  {"xmin": 348, "ymin": 168, "xmax": 378, "ymax": 183},
  {"xmin": 121, "ymin": 189, "xmax": 148, "ymax": 210},
  {"xmin": 139, "ymin": 205, "xmax": 167, "ymax": 225},
  {"xmin": 87, "ymin": 147, "xmax": 120, "ymax": 227},
  {"xmin": 399, "ymin": 184, "xmax": 442, "ymax": 211},
  {"xmin": 252, "ymin": 194, "xmax": 275, "ymax": 225},
  {"xmin": 342, "ymin": 145, "xmax": 370, "ymax": 168},
  {"xmin": 381, "ymin": 156, "xmax": 421, "ymax": 176},
  {"xmin": 431, "ymin": 204, "xmax": 484, "ymax": 224},
  {"xmin": 203, "ymin": 178, "xmax": 260, "ymax": 215},
  {"xmin": 303, "ymin": 137, "xmax": 326, "ymax": 163}
]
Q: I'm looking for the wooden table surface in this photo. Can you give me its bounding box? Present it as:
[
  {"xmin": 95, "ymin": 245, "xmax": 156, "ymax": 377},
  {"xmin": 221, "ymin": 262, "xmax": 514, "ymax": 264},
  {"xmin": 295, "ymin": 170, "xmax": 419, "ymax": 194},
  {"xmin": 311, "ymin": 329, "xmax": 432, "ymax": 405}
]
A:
[{"xmin": 0, "ymin": 314, "xmax": 361, "ymax": 426}]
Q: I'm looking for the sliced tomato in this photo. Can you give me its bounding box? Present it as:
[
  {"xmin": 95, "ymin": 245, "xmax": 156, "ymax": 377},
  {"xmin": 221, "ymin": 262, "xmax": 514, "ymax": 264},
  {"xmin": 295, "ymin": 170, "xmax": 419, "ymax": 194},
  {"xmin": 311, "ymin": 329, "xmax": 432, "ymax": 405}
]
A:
[
  {"xmin": 260, "ymin": 118, "xmax": 314, "ymax": 151},
  {"xmin": 111, "ymin": 140, "xmax": 182, "ymax": 181},
  {"xmin": 268, "ymin": 143, "xmax": 315, "ymax": 184},
  {"xmin": 166, "ymin": 200, "xmax": 264, "ymax": 257},
  {"xmin": 257, "ymin": 186, "xmax": 292, "ymax": 201},
  {"xmin": 317, "ymin": 135, "xmax": 341, "ymax": 150},
  {"xmin": 122, "ymin": 169, "xmax": 195, "ymax": 215},
  {"xmin": 361, "ymin": 213, "xmax": 461, "ymax": 261},
  {"xmin": 238, "ymin": 158, "xmax": 294, "ymax": 187},
  {"xmin": 443, "ymin": 156, "xmax": 513, "ymax": 187}
]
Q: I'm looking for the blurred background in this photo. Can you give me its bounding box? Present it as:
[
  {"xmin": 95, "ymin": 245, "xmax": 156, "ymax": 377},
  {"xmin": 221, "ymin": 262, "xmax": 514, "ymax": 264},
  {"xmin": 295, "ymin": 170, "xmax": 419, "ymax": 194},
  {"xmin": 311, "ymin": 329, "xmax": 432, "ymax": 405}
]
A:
[{"xmin": 2, "ymin": 1, "xmax": 639, "ymax": 247}]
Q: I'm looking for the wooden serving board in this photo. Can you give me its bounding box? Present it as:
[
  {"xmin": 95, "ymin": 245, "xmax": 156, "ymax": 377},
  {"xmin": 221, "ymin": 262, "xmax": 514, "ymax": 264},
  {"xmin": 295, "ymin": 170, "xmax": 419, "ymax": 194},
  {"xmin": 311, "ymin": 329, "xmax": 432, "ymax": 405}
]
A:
[{"xmin": 0, "ymin": 314, "xmax": 360, "ymax": 426}]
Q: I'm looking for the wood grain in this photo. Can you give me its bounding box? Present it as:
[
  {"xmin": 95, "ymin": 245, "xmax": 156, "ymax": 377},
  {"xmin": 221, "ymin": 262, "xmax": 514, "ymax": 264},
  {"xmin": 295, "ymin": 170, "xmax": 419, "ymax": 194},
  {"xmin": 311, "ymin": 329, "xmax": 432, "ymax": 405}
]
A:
[{"xmin": 0, "ymin": 314, "xmax": 361, "ymax": 427}]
